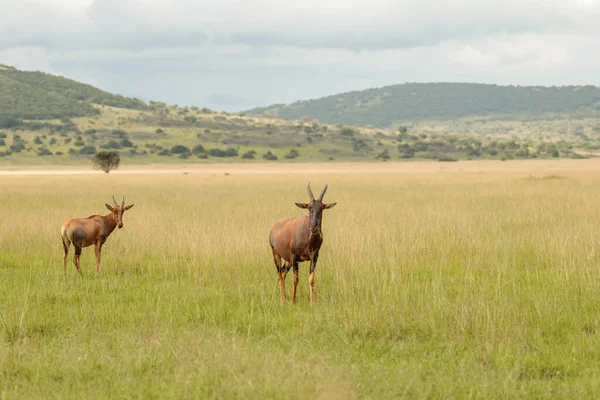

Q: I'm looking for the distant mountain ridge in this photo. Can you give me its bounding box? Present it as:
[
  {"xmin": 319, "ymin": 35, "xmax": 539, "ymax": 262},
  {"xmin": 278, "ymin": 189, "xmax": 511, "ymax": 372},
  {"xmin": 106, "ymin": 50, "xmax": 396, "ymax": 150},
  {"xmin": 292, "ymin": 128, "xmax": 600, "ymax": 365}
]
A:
[
  {"xmin": 246, "ymin": 83, "xmax": 600, "ymax": 127},
  {"xmin": 0, "ymin": 64, "xmax": 147, "ymax": 121}
]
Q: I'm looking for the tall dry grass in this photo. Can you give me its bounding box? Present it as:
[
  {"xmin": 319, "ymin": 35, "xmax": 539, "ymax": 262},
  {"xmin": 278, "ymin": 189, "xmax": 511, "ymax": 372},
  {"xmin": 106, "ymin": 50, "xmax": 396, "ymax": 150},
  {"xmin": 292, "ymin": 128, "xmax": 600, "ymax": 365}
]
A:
[{"xmin": 2, "ymin": 167, "xmax": 600, "ymax": 398}]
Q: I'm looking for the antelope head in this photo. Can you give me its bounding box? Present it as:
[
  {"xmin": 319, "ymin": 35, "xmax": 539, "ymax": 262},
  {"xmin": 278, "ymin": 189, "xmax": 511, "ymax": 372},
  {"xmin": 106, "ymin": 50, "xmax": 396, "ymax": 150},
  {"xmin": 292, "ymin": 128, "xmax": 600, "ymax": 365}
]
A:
[
  {"xmin": 105, "ymin": 194, "xmax": 134, "ymax": 229},
  {"xmin": 295, "ymin": 182, "xmax": 336, "ymax": 234}
]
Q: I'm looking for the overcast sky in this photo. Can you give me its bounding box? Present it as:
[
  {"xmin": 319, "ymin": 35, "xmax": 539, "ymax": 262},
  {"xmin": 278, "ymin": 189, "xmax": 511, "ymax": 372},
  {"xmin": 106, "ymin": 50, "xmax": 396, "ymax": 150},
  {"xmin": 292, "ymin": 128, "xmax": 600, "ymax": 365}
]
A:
[{"xmin": 2, "ymin": 0, "xmax": 600, "ymax": 111}]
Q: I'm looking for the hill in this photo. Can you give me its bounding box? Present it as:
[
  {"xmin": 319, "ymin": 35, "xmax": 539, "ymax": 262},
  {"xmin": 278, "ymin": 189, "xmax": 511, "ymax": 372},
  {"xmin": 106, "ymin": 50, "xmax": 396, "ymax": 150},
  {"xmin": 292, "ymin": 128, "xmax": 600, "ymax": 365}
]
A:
[
  {"xmin": 1, "ymin": 66, "xmax": 600, "ymax": 166},
  {"xmin": 0, "ymin": 64, "xmax": 147, "ymax": 123},
  {"xmin": 246, "ymin": 83, "xmax": 600, "ymax": 127}
]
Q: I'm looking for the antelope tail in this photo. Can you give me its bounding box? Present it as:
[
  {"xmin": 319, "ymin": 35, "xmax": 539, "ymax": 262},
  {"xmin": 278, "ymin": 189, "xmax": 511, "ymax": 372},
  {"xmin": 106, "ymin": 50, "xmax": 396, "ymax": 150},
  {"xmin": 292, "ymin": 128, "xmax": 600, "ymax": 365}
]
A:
[{"xmin": 60, "ymin": 224, "xmax": 71, "ymax": 244}]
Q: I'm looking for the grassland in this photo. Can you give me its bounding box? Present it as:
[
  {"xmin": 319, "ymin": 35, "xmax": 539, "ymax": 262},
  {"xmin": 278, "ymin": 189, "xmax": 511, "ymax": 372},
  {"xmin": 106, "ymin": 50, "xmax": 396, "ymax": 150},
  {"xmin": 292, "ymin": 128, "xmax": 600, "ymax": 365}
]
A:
[
  {"xmin": 2, "ymin": 102, "xmax": 600, "ymax": 166},
  {"xmin": 2, "ymin": 161, "xmax": 600, "ymax": 398}
]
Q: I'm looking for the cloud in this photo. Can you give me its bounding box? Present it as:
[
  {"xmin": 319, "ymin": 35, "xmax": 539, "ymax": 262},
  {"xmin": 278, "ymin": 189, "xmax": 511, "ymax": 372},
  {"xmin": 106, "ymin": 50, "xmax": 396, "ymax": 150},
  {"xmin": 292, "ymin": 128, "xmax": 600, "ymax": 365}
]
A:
[
  {"xmin": 1, "ymin": 0, "xmax": 600, "ymax": 110},
  {"xmin": 3, "ymin": 0, "xmax": 600, "ymax": 51}
]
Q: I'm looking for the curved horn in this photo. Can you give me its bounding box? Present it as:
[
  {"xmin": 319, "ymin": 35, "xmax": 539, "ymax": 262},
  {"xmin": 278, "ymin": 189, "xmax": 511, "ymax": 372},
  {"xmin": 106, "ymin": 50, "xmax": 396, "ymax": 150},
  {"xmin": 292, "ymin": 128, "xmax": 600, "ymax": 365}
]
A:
[
  {"xmin": 318, "ymin": 184, "xmax": 328, "ymax": 201},
  {"xmin": 112, "ymin": 195, "xmax": 118, "ymax": 206},
  {"xmin": 122, "ymin": 194, "xmax": 125, "ymax": 207},
  {"xmin": 306, "ymin": 182, "xmax": 315, "ymax": 201}
]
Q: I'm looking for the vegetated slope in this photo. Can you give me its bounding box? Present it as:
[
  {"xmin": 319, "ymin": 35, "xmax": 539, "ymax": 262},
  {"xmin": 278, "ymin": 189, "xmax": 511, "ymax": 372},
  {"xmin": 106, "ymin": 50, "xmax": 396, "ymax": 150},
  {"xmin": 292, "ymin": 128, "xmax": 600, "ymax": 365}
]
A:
[
  {"xmin": 247, "ymin": 83, "xmax": 600, "ymax": 127},
  {"xmin": 0, "ymin": 64, "xmax": 147, "ymax": 121}
]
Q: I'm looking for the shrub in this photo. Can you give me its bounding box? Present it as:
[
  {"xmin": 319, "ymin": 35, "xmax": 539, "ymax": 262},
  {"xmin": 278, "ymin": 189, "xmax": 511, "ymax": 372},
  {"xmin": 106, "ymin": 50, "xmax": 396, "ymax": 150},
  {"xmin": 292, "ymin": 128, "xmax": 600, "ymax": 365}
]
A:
[
  {"xmin": 74, "ymin": 139, "xmax": 85, "ymax": 147},
  {"xmin": 263, "ymin": 151, "xmax": 278, "ymax": 161},
  {"xmin": 34, "ymin": 136, "xmax": 43, "ymax": 145},
  {"xmin": 79, "ymin": 145, "xmax": 97, "ymax": 155},
  {"xmin": 155, "ymin": 128, "xmax": 165, "ymax": 135},
  {"xmin": 92, "ymin": 151, "xmax": 120, "ymax": 173},
  {"xmin": 171, "ymin": 145, "xmax": 191, "ymax": 154},
  {"xmin": 209, "ymin": 148, "xmax": 226, "ymax": 157},
  {"xmin": 0, "ymin": 132, "xmax": 6, "ymax": 139},
  {"xmin": 10, "ymin": 143, "xmax": 25, "ymax": 153},
  {"xmin": 224, "ymin": 148, "xmax": 238, "ymax": 157},
  {"xmin": 84, "ymin": 129, "xmax": 97, "ymax": 135},
  {"xmin": 241, "ymin": 150, "xmax": 256, "ymax": 159},
  {"xmin": 120, "ymin": 138, "xmax": 134, "ymax": 148},
  {"xmin": 0, "ymin": 139, "xmax": 4, "ymax": 146},
  {"xmin": 104, "ymin": 140, "xmax": 121, "ymax": 149},
  {"xmin": 49, "ymin": 138, "xmax": 57, "ymax": 145},
  {"xmin": 376, "ymin": 149, "xmax": 390, "ymax": 160},
  {"xmin": 64, "ymin": 138, "xmax": 72, "ymax": 144},
  {"xmin": 36, "ymin": 147, "xmax": 52, "ymax": 156},
  {"xmin": 192, "ymin": 144, "xmax": 206, "ymax": 155},
  {"xmin": 340, "ymin": 127, "xmax": 355, "ymax": 137},
  {"xmin": 157, "ymin": 149, "xmax": 171, "ymax": 156},
  {"xmin": 284, "ymin": 149, "xmax": 299, "ymax": 159}
]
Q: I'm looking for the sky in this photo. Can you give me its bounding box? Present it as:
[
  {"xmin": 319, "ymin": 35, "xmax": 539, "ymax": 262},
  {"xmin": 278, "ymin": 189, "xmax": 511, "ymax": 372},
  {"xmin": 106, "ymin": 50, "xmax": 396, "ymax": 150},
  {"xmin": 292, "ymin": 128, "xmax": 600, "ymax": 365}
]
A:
[{"xmin": 1, "ymin": 0, "xmax": 600, "ymax": 111}]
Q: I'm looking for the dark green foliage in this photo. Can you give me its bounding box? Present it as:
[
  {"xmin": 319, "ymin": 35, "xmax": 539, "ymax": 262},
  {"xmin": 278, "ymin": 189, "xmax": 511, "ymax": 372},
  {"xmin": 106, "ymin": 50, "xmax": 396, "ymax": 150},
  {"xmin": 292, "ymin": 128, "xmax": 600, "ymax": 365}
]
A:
[
  {"xmin": 284, "ymin": 149, "xmax": 299, "ymax": 159},
  {"xmin": 0, "ymin": 66, "xmax": 147, "ymax": 120},
  {"xmin": 208, "ymin": 148, "xmax": 238, "ymax": 157},
  {"xmin": 92, "ymin": 150, "xmax": 120, "ymax": 173},
  {"xmin": 10, "ymin": 142, "xmax": 25, "ymax": 153},
  {"xmin": 192, "ymin": 144, "xmax": 205, "ymax": 155},
  {"xmin": 224, "ymin": 148, "xmax": 238, "ymax": 157},
  {"xmin": 155, "ymin": 128, "xmax": 165, "ymax": 135},
  {"xmin": 120, "ymin": 138, "xmax": 134, "ymax": 148},
  {"xmin": 0, "ymin": 132, "xmax": 6, "ymax": 138},
  {"xmin": 84, "ymin": 129, "xmax": 97, "ymax": 135},
  {"xmin": 79, "ymin": 145, "xmax": 96, "ymax": 155},
  {"xmin": 340, "ymin": 127, "xmax": 355, "ymax": 137},
  {"xmin": 376, "ymin": 149, "xmax": 390, "ymax": 160},
  {"xmin": 74, "ymin": 138, "xmax": 85, "ymax": 147},
  {"xmin": 0, "ymin": 116, "xmax": 23, "ymax": 128},
  {"xmin": 263, "ymin": 150, "xmax": 277, "ymax": 160},
  {"xmin": 247, "ymin": 83, "xmax": 600, "ymax": 127},
  {"xmin": 0, "ymin": 139, "xmax": 4, "ymax": 146},
  {"xmin": 157, "ymin": 149, "xmax": 171, "ymax": 156},
  {"xmin": 171, "ymin": 145, "xmax": 191, "ymax": 154},
  {"xmin": 102, "ymin": 140, "xmax": 121, "ymax": 150},
  {"xmin": 241, "ymin": 150, "xmax": 256, "ymax": 159},
  {"xmin": 184, "ymin": 115, "xmax": 197, "ymax": 124},
  {"xmin": 36, "ymin": 147, "xmax": 52, "ymax": 156}
]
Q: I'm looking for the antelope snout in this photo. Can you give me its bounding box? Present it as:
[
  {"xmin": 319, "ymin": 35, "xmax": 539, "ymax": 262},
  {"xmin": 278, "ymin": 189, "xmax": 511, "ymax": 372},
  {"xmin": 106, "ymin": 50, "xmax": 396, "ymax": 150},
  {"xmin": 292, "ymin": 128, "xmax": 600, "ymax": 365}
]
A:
[{"xmin": 118, "ymin": 223, "xmax": 123, "ymax": 229}]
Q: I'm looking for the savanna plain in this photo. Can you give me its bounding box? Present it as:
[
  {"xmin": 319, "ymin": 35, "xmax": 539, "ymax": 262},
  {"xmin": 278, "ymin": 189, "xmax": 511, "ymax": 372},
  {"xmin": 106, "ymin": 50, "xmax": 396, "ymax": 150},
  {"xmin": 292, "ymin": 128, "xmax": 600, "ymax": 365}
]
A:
[{"xmin": 3, "ymin": 161, "xmax": 600, "ymax": 399}]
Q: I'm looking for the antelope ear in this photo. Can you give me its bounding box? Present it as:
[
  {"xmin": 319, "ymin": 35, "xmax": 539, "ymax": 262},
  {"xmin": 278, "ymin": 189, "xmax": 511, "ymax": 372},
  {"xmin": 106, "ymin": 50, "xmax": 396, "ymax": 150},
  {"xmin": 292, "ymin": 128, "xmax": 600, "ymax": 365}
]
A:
[
  {"xmin": 295, "ymin": 203, "xmax": 309, "ymax": 209},
  {"xmin": 324, "ymin": 202, "xmax": 337, "ymax": 209},
  {"xmin": 105, "ymin": 204, "xmax": 114, "ymax": 212},
  {"xmin": 124, "ymin": 204, "xmax": 134, "ymax": 211}
]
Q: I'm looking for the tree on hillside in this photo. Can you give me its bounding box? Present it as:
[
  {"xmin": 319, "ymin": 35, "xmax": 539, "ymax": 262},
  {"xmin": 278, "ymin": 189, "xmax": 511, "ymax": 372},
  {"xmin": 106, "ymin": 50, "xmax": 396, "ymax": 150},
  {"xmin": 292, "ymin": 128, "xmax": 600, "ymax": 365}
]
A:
[{"xmin": 92, "ymin": 150, "xmax": 120, "ymax": 173}]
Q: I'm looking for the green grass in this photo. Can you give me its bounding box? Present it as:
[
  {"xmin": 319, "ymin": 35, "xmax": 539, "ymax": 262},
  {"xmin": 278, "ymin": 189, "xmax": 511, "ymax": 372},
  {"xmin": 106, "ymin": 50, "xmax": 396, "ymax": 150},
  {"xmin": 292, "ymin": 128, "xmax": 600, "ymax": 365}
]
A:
[
  {"xmin": 2, "ymin": 166, "xmax": 600, "ymax": 398},
  {"xmin": 2, "ymin": 102, "xmax": 600, "ymax": 166}
]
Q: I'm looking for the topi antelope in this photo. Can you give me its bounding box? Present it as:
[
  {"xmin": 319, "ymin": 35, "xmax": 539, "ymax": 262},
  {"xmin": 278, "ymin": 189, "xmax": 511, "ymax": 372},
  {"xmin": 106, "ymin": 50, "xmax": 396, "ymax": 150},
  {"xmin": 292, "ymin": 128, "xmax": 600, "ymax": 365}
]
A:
[
  {"xmin": 269, "ymin": 183, "xmax": 337, "ymax": 303},
  {"xmin": 60, "ymin": 195, "xmax": 134, "ymax": 277}
]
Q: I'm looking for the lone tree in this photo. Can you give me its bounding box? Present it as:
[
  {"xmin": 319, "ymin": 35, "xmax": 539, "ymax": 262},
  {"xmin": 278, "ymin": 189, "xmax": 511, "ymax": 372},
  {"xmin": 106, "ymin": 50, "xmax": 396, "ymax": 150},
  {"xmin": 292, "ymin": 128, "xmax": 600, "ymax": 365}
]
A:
[{"xmin": 92, "ymin": 150, "xmax": 120, "ymax": 173}]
